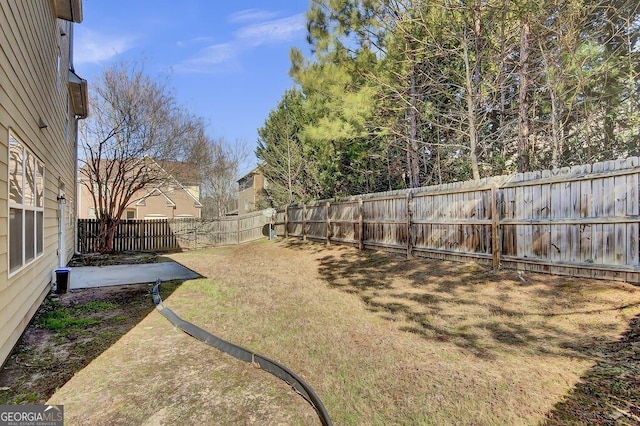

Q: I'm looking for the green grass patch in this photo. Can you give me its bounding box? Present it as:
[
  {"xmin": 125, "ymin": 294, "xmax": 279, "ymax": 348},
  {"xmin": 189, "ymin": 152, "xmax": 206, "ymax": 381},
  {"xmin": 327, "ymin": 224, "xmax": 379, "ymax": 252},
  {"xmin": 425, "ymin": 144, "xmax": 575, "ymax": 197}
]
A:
[
  {"xmin": 38, "ymin": 309, "xmax": 100, "ymax": 331},
  {"xmin": 36, "ymin": 299, "xmax": 122, "ymax": 332},
  {"xmin": 158, "ymin": 280, "xmax": 182, "ymax": 299},
  {"xmin": 0, "ymin": 390, "xmax": 40, "ymax": 405}
]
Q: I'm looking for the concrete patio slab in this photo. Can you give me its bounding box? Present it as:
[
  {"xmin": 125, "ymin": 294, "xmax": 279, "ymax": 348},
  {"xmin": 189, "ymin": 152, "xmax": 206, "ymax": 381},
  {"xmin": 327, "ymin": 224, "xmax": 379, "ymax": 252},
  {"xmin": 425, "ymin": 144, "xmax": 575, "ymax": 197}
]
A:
[{"xmin": 68, "ymin": 262, "xmax": 200, "ymax": 289}]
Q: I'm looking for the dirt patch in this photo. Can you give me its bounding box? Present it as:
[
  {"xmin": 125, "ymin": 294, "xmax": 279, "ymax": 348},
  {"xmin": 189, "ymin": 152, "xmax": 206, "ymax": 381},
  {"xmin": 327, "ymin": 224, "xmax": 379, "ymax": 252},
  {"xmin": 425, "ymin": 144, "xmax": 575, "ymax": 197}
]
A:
[
  {"xmin": 0, "ymin": 282, "xmax": 179, "ymax": 405},
  {"xmin": 68, "ymin": 252, "xmax": 168, "ymax": 267}
]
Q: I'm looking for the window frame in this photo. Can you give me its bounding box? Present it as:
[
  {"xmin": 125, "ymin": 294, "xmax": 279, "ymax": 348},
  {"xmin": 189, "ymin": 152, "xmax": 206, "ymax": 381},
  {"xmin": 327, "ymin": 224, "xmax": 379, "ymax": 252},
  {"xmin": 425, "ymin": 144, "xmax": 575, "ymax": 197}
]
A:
[
  {"xmin": 56, "ymin": 50, "xmax": 62, "ymax": 92},
  {"xmin": 8, "ymin": 132, "xmax": 45, "ymax": 277}
]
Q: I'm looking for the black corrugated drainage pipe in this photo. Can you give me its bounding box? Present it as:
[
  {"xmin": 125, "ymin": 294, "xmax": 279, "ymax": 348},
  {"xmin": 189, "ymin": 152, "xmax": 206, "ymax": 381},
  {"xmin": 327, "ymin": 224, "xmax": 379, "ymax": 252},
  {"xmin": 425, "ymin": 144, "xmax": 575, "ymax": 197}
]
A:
[{"xmin": 152, "ymin": 281, "xmax": 332, "ymax": 426}]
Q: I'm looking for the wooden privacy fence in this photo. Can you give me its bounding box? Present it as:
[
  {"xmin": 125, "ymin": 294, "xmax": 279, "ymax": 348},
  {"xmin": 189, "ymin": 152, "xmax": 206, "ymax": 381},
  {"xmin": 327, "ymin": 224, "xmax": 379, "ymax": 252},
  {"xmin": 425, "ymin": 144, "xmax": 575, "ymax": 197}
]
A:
[
  {"xmin": 78, "ymin": 212, "xmax": 268, "ymax": 253},
  {"xmin": 275, "ymin": 157, "xmax": 640, "ymax": 283}
]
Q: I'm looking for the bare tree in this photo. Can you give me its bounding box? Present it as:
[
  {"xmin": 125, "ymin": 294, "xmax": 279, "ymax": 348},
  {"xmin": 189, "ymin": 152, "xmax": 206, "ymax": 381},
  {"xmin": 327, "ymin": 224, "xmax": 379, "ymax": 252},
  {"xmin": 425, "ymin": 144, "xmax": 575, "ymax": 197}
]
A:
[
  {"xmin": 79, "ymin": 61, "xmax": 205, "ymax": 252},
  {"xmin": 200, "ymin": 138, "xmax": 249, "ymax": 218}
]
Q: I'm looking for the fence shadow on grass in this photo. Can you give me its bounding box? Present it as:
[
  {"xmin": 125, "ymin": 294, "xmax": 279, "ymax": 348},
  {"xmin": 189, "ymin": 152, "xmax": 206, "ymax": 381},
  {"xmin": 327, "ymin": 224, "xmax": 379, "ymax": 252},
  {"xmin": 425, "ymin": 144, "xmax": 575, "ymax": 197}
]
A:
[
  {"xmin": 295, "ymin": 237, "xmax": 640, "ymax": 420},
  {"xmin": 544, "ymin": 313, "xmax": 640, "ymax": 424},
  {"xmin": 0, "ymin": 280, "xmax": 184, "ymax": 405},
  {"xmin": 295, "ymin": 239, "xmax": 640, "ymax": 364}
]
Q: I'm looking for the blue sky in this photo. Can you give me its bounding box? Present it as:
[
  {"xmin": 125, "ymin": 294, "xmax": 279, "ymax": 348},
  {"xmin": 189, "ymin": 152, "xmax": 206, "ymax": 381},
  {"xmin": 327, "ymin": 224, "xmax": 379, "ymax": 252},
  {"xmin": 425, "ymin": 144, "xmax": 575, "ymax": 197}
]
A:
[{"xmin": 74, "ymin": 0, "xmax": 311, "ymax": 174}]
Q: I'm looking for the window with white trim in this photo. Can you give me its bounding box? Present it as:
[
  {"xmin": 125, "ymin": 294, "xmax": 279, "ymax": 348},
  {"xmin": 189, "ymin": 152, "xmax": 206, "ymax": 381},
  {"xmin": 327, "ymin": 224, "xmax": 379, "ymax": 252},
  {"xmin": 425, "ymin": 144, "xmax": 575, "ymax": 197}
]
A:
[{"xmin": 9, "ymin": 133, "xmax": 44, "ymax": 274}]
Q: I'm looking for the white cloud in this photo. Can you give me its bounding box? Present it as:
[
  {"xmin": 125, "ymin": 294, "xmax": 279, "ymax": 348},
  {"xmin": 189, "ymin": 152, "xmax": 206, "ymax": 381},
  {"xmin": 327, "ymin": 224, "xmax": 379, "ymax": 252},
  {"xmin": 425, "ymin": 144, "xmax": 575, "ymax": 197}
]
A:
[
  {"xmin": 228, "ymin": 9, "xmax": 280, "ymax": 24},
  {"xmin": 176, "ymin": 36, "xmax": 215, "ymax": 48},
  {"xmin": 74, "ymin": 28, "xmax": 137, "ymax": 64},
  {"xmin": 235, "ymin": 14, "xmax": 306, "ymax": 47},
  {"xmin": 189, "ymin": 43, "xmax": 235, "ymax": 65},
  {"xmin": 177, "ymin": 12, "xmax": 305, "ymax": 74},
  {"xmin": 175, "ymin": 43, "xmax": 239, "ymax": 74}
]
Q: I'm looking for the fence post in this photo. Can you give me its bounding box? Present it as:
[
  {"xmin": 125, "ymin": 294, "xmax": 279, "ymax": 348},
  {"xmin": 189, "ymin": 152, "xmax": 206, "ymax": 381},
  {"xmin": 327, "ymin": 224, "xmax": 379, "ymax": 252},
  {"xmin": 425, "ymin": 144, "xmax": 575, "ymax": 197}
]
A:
[
  {"xmin": 191, "ymin": 220, "xmax": 198, "ymax": 250},
  {"xmin": 491, "ymin": 185, "xmax": 501, "ymax": 272},
  {"xmin": 284, "ymin": 204, "xmax": 289, "ymax": 238},
  {"xmin": 302, "ymin": 204, "xmax": 307, "ymax": 241},
  {"xmin": 326, "ymin": 201, "xmax": 331, "ymax": 246},
  {"xmin": 406, "ymin": 191, "xmax": 413, "ymax": 259},
  {"xmin": 358, "ymin": 198, "xmax": 364, "ymax": 251},
  {"xmin": 237, "ymin": 217, "xmax": 241, "ymax": 245}
]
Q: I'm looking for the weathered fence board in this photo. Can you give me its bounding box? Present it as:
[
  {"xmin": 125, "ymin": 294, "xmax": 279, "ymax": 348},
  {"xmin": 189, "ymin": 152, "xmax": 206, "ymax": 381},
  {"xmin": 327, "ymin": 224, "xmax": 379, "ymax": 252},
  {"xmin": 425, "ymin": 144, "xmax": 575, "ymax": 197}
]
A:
[
  {"xmin": 328, "ymin": 201, "xmax": 359, "ymax": 245},
  {"xmin": 305, "ymin": 203, "xmax": 326, "ymax": 240},
  {"xmin": 279, "ymin": 157, "xmax": 640, "ymax": 283},
  {"xmin": 78, "ymin": 212, "xmax": 267, "ymax": 253}
]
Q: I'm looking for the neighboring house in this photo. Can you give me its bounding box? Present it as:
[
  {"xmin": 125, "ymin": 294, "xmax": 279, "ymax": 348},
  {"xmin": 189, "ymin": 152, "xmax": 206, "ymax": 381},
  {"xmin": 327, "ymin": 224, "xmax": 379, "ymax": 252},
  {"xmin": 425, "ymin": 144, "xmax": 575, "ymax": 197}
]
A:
[
  {"xmin": 1, "ymin": 1, "xmax": 87, "ymax": 366},
  {"xmin": 77, "ymin": 160, "xmax": 203, "ymax": 220},
  {"xmin": 237, "ymin": 167, "xmax": 267, "ymax": 214}
]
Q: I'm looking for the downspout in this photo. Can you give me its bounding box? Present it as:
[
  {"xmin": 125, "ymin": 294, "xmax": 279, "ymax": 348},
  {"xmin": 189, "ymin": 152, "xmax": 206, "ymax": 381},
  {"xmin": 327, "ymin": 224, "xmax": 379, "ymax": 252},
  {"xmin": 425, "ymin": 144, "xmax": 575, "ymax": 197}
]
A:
[
  {"xmin": 69, "ymin": 21, "xmax": 83, "ymax": 255},
  {"xmin": 74, "ymin": 119, "xmax": 80, "ymax": 255},
  {"xmin": 75, "ymin": 174, "xmax": 80, "ymax": 255},
  {"xmin": 57, "ymin": 193, "xmax": 66, "ymax": 267}
]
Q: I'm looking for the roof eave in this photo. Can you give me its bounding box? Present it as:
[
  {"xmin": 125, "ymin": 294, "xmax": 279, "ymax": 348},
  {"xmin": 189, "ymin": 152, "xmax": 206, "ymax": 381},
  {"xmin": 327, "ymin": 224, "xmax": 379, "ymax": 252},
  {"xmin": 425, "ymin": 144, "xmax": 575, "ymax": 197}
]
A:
[
  {"xmin": 54, "ymin": 0, "xmax": 83, "ymax": 23},
  {"xmin": 68, "ymin": 70, "xmax": 88, "ymax": 119}
]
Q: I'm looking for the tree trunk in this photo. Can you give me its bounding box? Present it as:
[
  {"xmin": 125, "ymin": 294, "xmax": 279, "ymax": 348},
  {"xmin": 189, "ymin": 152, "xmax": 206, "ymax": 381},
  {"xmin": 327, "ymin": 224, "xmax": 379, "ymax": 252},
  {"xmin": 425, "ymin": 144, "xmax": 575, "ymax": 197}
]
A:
[
  {"xmin": 106, "ymin": 220, "xmax": 119, "ymax": 253},
  {"xmin": 517, "ymin": 19, "xmax": 531, "ymax": 173},
  {"xmin": 550, "ymin": 85, "xmax": 563, "ymax": 168},
  {"xmin": 98, "ymin": 217, "xmax": 119, "ymax": 253},
  {"xmin": 463, "ymin": 33, "xmax": 481, "ymax": 181},
  {"xmin": 407, "ymin": 72, "xmax": 421, "ymax": 188},
  {"xmin": 287, "ymin": 135, "xmax": 294, "ymax": 204}
]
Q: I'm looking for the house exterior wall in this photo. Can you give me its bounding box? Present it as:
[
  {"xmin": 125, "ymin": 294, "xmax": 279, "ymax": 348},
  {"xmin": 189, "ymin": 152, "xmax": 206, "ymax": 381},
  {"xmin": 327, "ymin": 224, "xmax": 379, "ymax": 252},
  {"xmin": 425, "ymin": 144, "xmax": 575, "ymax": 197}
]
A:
[
  {"xmin": 237, "ymin": 174, "xmax": 255, "ymax": 214},
  {"xmin": 254, "ymin": 174, "xmax": 265, "ymax": 197},
  {"xmin": 184, "ymin": 185, "xmax": 199, "ymax": 203},
  {"xmin": 0, "ymin": 1, "xmax": 82, "ymax": 366},
  {"xmin": 237, "ymin": 169, "xmax": 266, "ymax": 214},
  {"xmin": 77, "ymin": 182, "xmax": 202, "ymax": 219},
  {"xmin": 136, "ymin": 185, "xmax": 202, "ymax": 219},
  {"xmin": 77, "ymin": 182, "xmax": 93, "ymax": 218}
]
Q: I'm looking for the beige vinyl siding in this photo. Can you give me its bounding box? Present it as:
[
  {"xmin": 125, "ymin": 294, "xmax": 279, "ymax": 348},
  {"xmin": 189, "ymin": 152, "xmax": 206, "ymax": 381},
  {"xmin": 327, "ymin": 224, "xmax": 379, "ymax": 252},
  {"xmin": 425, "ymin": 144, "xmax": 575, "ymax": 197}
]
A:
[
  {"xmin": 0, "ymin": 126, "xmax": 7, "ymax": 289},
  {"xmin": 184, "ymin": 185, "xmax": 200, "ymax": 202},
  {"xmin": 79, "ymin": 180, "xmax": 202, "ymax": 219},
  {"xmin": 138, "ymin": 186, "xmax": 202, "ymax": 219},
  {"xmin": 0, "ymin": 1, "xmax": 79, "ymax": 365},
  {"xmin": 0, "ymin": 261, "xmax": 50, "ymax": 363}
]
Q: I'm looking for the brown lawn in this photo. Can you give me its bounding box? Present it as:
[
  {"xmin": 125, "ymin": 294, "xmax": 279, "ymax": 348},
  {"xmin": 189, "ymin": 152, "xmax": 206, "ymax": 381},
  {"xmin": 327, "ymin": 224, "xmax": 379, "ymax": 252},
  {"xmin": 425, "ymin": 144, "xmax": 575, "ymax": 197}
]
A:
[{"xmin": 38, "ymin": 239, "xmax": 640, "ymax": 425}]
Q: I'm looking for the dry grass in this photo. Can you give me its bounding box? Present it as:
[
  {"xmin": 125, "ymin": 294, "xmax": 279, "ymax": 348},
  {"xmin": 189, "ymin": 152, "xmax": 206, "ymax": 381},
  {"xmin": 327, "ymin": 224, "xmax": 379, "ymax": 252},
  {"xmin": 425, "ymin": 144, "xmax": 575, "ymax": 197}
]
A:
[
  {"xmin": 48, "ymin": 239, "xmax": 640, "ymax": 425},
  {"xmin": 0, "ymin": 284, "xmax": 181, "ymax": 406}
]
